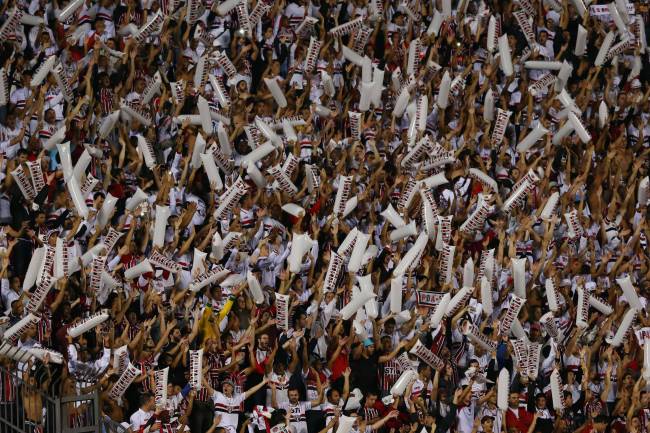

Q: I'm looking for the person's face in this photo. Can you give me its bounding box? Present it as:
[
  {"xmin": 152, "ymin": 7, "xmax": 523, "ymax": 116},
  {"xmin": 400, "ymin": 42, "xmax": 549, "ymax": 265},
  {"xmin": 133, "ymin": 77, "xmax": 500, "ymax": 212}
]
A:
[
  {"xmin": 10, "ymin": 277, "xmax": 20, "ymax": 290},
  {"xmin": 509, "ymin": 393, "xmax": 519, "ymax": 408},
  {"xmin": 204, "ymin": 338, "xmax": 217, "ymax": 351},
  {"xmin": 536, "ymin": 396, "xmax": 546, "ymax": 409},
  {"xmin": 258, "ymin": 334, "xmax": 269, "ymax": 349},
  {"xmin": 172, "ymin": 328, "xmax": 181, "ymax": 341},
  {"xmin": 564, "ymin": 394, "xmax": 573, "ymax": 407},
  {"xmin": 45, "ymin": 109, "xmax": 55, "ymax": 124},
  {"xmin": 223, "ymin": 383, "xmax": 234, "ymax": 396},
  {"xmin": 381, "ymin": 337, "xmax": 391, "ymax": 351},
  {"xmin": 96, "ymin": 20, "xmax": 105, "ymax": 33},
  {"xmin": 288, "ymin": 390, "xmax": 299, "ymax": 404},
  {"xmin": 94, "ymin": 195, "xmax": 105, "ymax": 210},
  {"xmin": 26, "ymin": 375, "xmax": 37, "ymax": 387},
  {"xmin": 539, "ymin": 32, "xmax": 547, "ymax": 44},
  {"xmin": 21, "ymin": 74, "xmax": 31, "ymax": 87},
  {"xmin": 482, "ymin": 419, "xmax": 493, "ymax": 432},
  {"xmin": 567, "ymin": 371, "xmax": 575, "ymax": 383},
  {"xmin": 35, "ymin": 213, "xmax": 46, "ymax": 226},
  {"xmin": 135, "ymin": 79, "xmax": 146, "ymax": 94},
  {"xmin": 329, "ymin": 390, "xmax": 340, "ymax": 404},
  {"xmin": 365, "ymin": 394, "xmax": 377, "ymax": 407}
]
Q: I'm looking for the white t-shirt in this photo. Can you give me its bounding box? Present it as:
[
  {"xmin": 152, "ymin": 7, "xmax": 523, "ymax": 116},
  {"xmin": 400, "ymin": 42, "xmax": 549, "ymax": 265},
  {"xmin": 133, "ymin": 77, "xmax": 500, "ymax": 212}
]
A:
[
  {"xmin": 130, "ymin": 408, "xmax": 153, "ymax": 432},
  {"xmin": 322, "ymin": 400, "xmax": 343, "ymax": 433},
  {"xmin": 213, "ymin": 391, "xmax": 245, "ymax": 433},
  {"xmin": 478, "ymin": 404, "xmax": 503, "ymax": 433},
  {"xmin": 266, "ymin": 371, "xmax": 290, "ymax": 407},
  {"xmin": 279, "ymin": 401, "xmax": 311, "ymax": 433},
  {"xmin": 1, "ymin": 285, "xmax": 19, "ymax": 315},
  {"xmin": 284, "ymin": 3, "xmax": 306, "ymax": 28},
  {"xmin": 456, "ymin": 403, "xmax": 475, "ymax": 433}
]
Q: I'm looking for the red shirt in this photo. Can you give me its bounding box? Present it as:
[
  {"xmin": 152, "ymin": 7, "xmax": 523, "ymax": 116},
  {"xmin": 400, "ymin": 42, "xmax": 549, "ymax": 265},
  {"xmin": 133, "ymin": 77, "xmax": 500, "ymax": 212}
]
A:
[
  {"xmin": 576, "ymin": 425, "xmax": 596, "ymax": 433},
  {"xmin": 308, "ymin": 197, "xmax": 322, "ymax": 215},
  {"xmin": 328, "ymin": 347, "xmax": 349, "ymax": 382},
  {"xmin": 108, "ymin": 182, "xmax": 125, "ymax": 199},
  {"xmin": 505, "ymin": 407, "xmax": 533, "ymax": 433},
  {"xmin": 609, "ymin": 419, "xmax": 626, "ymax": 433}
]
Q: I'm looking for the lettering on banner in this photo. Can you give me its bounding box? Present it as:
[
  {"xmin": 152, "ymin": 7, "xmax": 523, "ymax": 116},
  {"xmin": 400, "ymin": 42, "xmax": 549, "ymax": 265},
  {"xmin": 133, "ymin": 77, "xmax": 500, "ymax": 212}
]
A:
[
  {"xmin": 513, "ymin": 10, "xmax": 536, "ymax": 46},
  {"xmin": 189, "ymin": 349, "xmax": 203, "ymax": 390},
  {"xmin": 415, "ymin": 290, "xmax": 445, "ymax": 309},
  {"xmin": 491, "ymin": 109, "xmax": 512, "ymax": 145},
  {"xmin": 500, "ymin": 295, "xmax": 525, "ymax": 335},
  {"xmin": 589, "ymin": 3, "xmax": 635, "ymax": 22},
  {"xmin": 275, "ymin": 293, "xmax": 289, "ymax": 331},
  {"xmin": 109, "ymin": 363, "xmax": 140, "ymax": 400}
]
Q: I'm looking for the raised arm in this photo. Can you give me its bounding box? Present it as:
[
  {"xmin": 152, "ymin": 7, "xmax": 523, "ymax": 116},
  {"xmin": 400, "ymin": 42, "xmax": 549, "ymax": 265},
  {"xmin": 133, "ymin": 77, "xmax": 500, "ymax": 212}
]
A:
[
  {"xmin": 370, "ymin": 410, "xmax": 399, "ymax": 431},
  {"xmin": 244, "ymin": 377, "xmax": 269, "ymax": 400}
]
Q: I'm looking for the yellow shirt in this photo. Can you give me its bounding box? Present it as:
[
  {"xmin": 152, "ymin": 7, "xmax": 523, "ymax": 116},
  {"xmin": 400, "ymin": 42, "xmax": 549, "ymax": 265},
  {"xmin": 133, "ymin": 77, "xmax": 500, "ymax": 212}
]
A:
[{"xmin": 199, "ymin": 296, "xmax": 235, "ymax": 343}]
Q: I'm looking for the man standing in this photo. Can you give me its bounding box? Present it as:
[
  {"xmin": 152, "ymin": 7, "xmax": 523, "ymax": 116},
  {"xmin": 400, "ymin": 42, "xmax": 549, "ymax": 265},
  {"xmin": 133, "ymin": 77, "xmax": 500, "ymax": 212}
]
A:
[
  {"xmin": 271, "ymin": 383, "xmax": 324, "ymax": 433},
  {"xmin": 204, "ymin": 376, "xmax": 268, "ymax": 433},
  {"xmin": 505, "ymin": 391, "xmax": 533, "ymax": 433},
  {"xmin": 130, "ymin": 393, "xmax": 155, "ymax": 432}
]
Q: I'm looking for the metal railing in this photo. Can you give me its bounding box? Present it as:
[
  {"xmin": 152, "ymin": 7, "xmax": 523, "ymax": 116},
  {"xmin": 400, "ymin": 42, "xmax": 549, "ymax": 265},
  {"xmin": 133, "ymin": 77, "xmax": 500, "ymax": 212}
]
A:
[
  {"xmin": 0, "ymin": 364, "xmax": 110, "ymax": 433},
  {"xmin": 99, "ymin": 417, "xmax": 129, "ymax": 433}
]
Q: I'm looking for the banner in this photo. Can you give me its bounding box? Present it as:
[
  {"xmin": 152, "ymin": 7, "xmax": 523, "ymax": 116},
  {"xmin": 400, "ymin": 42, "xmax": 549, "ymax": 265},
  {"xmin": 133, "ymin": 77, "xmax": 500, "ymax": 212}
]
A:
[
  {"xmin": 415, "ymin": 290, "xmax": 446, "ymax": 308},
  {"xmin": 589, "ymin": 3, "xmax": 634, "ymax": 22}
]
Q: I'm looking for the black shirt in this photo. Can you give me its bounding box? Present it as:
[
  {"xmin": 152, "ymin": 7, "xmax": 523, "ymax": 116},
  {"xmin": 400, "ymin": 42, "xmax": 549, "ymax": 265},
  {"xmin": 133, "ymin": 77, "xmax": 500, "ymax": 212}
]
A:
[{"xmin": 349, "ymin": 352, "xmax": 379, "ymax": 394}]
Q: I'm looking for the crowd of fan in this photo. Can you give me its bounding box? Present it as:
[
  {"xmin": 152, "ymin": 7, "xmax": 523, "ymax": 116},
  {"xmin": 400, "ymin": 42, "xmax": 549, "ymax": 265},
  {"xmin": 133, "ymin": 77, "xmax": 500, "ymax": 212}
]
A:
[{"xmin": 0, "ymin": 0, "xmax": 647, "ymax": 432}]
